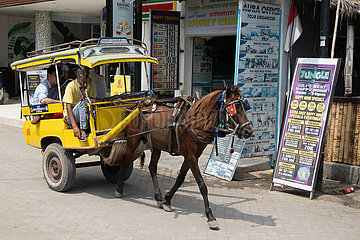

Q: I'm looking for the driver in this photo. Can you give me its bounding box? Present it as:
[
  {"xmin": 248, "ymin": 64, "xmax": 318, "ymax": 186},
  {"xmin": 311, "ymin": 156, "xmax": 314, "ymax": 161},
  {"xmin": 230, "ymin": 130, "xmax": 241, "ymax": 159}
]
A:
[{"xmin": 62, "ymin": 67, "xmax": 94, "ymax": 141}]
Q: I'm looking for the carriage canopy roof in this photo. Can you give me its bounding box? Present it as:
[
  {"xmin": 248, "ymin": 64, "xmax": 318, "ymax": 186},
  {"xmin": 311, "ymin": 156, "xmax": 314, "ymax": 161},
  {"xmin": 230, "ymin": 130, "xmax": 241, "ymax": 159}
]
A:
[{"xmin": 10, "ymin": 38, "xmax": 158, "ymax": 71}]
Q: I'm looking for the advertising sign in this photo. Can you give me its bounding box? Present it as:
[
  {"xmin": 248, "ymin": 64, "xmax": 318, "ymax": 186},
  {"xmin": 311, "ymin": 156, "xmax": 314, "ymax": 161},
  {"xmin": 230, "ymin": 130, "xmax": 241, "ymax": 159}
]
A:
[
  {"xmin": 234, "ymin": 0, "xmax": 281, "ymax": 157},
  {"xmin": 26, "ymin": 70, "xmax": 47, "ymax": 104},
  {"xmin": 272, "ymin": 58, "xmax": 340, "ymax": 191},
  {"xmin": 185, "ymin": 0, "xmax": 238, "ymax": 36},
  {"xmin": 111, "ymin": 75, "xmax": 131, "ymax": 96},
  {"xmin": 113, "ymin": 0, "xmax": 133, "ymax": 38},
  {"xmin": 150, "ymin": 10, "xmax": 180, "ymax": 90},
  {"xmin": 204, "ymin": 134, "xmax": 245, "ymax": 181}
]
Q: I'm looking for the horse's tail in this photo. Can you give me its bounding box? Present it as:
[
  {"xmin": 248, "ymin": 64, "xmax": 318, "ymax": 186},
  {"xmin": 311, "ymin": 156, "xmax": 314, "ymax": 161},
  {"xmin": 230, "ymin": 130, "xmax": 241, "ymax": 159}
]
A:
[{"xmin": 140, "ymin": 152, "xmax": 145, "ymax": 169}]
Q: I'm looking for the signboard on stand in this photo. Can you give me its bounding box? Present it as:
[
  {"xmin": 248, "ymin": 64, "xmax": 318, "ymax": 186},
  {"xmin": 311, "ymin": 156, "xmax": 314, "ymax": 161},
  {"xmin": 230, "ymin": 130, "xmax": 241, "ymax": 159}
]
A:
[
  {"xmin": 234, "ymin": 0, "xmax": 281, "ymax": 158},
  {"xmin": 204, "ymin": 135, "xmax": 245, "ymax": 181},
  {"xmin": 150, "ymin": 9, "xmax": 180, "ymax": 90},
  {"xmin": 272, "ymin": 58, "xmax": 340, "ymax": 193},
  {"xmin": 113, "ymin": 0, "xmax": 133, "ymax": 38}
]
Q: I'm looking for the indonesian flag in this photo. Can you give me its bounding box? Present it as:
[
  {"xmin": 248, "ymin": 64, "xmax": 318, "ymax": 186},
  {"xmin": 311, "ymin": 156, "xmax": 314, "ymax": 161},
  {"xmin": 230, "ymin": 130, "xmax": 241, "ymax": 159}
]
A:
[{"xmin": 284, "ymin": 0, "xmax": 303, "ymax": 52}]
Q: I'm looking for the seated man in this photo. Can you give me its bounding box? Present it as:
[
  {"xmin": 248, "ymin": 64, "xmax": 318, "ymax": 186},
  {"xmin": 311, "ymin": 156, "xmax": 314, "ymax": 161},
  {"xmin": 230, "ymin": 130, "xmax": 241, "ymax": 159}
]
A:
[
  {"xmin": 63, "ymin": 67, "xmax": 94, "ymax": 141},
  {"xmin": 33, "ymin": 65, "xmax": 61, "ymax": 104}
]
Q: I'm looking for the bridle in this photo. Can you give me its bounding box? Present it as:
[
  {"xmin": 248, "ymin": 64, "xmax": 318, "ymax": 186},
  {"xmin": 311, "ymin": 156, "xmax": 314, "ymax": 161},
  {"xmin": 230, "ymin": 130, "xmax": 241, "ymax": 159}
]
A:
[
  {"xmin": 218, "ymin": 90, "xmax": 251, "ymax": 137},
  {"xmin": 225, "ymin": 97, "xmax": 251, "ymax": 135}
]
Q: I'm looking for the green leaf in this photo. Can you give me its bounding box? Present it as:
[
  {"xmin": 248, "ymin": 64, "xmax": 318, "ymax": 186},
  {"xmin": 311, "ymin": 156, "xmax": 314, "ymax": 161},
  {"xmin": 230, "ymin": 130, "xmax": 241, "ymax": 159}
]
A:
[
  {"xmin": 8, "ymin": 22, "xmax": 31, "ymax": 37},
  {"xmin": 14, "ymin": 36, "xmax": 30, "ymax": 56}
]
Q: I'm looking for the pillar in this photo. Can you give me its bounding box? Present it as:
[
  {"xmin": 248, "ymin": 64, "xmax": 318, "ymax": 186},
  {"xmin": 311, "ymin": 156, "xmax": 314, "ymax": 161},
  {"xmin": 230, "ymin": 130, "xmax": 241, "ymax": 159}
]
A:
[{"xmin": 35, "ymin": 10, "xmax": 51, "ymax": 50}]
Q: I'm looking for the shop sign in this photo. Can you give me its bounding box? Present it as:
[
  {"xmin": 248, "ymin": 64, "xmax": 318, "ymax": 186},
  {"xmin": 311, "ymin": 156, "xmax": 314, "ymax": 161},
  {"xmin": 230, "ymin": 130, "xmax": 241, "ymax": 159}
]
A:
[
  {"xmin": 234, "ymin": 0, "xmax": 281, "ymax": 157},
  {"xmin": 111, "ymin": 75, "xmax": 131, "ymax": 96},
  {"xmin": 113, "ymin": 0, "xmax": 133, "ymax": 38},
  {"xmin": 272, "ymin": 58, "xmax": 340, "ymax": 191},
  {"xmin": 204, "ymin": 134, "xmax": 245, "ymax": 181},
  {"xmin": 150, "ymin": 9, "xmax": 180, "ymax": 90},
  {"xmin": 185, "ymin": 0, "xmax": 238, "ymax": 36}
]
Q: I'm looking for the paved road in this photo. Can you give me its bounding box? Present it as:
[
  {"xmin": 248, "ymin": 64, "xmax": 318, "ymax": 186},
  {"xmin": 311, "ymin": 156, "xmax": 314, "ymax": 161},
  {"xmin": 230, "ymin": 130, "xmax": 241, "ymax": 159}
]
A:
[{"xmin": 1, "ymin": 125, "xmax": 360, "ymax": 239}]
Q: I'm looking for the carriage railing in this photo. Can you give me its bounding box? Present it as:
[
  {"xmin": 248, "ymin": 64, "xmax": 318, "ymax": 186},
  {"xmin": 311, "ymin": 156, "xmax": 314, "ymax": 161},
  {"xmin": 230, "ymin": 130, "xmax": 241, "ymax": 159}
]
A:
[
  {"xmin": 26, "ymin": 37, "xmax": 149, "ymax": 59},
  {"xmin": 27, "ymin": 40, "xmax": 84, "ymax": 58}
]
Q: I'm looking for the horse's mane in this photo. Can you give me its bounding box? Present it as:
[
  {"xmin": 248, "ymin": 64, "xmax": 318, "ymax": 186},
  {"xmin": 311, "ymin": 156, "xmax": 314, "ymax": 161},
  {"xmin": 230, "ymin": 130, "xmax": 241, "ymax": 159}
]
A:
[{"xmin": 184, "ymin": 90, "xmax": 223, "ymax": 143}]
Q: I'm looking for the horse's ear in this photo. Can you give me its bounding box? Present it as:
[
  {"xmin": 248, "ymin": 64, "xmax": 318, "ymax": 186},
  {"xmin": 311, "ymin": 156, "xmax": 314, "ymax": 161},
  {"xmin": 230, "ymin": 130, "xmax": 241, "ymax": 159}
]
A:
[{"xmin": 226, "ymin": 85, "xmax": 241, "ymax": 100}]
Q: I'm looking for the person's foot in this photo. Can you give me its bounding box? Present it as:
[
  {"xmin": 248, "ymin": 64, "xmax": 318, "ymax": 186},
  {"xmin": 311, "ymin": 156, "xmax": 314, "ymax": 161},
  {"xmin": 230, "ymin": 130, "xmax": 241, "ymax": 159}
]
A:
[{"xmin": 79, "ymin": 129, "xmax": 88, "ymax": 141}]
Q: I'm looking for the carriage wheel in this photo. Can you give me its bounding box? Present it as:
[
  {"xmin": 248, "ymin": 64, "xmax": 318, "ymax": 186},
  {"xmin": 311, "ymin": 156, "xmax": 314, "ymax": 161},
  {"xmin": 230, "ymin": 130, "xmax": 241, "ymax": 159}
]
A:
[
  {"xmin": 100, "ymin": 158, "xmax": 133, "ymax": 184},
  {"xmin": 42, "ymin": 143, "xmax": 76, "ymax": 192}
]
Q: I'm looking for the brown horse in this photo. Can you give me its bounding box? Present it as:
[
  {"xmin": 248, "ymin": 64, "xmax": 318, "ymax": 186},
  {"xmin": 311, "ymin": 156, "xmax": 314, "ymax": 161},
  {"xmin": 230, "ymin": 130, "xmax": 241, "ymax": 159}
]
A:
[{"xmin": 113, "ymin": 85, "xmax": 253, "ymax": 230}]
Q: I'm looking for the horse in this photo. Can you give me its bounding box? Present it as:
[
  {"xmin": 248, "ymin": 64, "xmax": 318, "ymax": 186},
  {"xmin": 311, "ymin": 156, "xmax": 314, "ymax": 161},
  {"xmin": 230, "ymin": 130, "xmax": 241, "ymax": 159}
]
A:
[{"xmin": 111, "ymin": 85, "xmax": 253, "ymax": 230}]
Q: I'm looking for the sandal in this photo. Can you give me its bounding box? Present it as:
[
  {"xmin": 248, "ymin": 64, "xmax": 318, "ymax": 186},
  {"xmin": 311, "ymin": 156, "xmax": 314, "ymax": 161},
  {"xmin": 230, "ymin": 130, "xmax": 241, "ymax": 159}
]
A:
[{"xmin": 79, "ymin": 134, "xmax": 88, "ymax": 142}]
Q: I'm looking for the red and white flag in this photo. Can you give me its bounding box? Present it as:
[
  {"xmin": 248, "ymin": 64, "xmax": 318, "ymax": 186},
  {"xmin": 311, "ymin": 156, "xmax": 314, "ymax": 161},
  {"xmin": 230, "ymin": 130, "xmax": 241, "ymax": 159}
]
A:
[{"xmin": 284, "ymin": 0, "xmax": 303, "ymax": 52}]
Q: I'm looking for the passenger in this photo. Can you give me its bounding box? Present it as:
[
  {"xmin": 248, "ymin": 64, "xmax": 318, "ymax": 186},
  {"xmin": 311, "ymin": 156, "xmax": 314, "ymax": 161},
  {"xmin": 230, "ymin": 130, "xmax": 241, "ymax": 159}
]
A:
[
  {"xmin": 89, "ymin": 67, "xmax": 106, "ymax": 98},
  {"xmin": 62, "ymin": 67, "xmax": 94, "ymax": 141},
  {"xmin": 33, "ymin": 65, "xmax": 61, "ymax": 104}
]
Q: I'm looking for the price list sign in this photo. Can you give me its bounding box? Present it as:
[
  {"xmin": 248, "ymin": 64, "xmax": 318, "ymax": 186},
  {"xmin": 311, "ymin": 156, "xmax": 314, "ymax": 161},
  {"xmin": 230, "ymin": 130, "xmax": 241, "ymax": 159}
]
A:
[
  {"xmin": 150, "ymin": 10, "xmax": 180, "ymax": 90},
  {"xmin": 272, "ymin": 58, "xmax": 340, "ymax": 191}
]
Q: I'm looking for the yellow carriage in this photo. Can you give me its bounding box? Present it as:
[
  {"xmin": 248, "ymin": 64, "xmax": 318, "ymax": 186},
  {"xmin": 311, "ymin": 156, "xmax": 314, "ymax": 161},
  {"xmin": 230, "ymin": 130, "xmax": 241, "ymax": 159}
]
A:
[{"xmin": 11, "ymin": 38, "xmax": 157, "ymax": 191}]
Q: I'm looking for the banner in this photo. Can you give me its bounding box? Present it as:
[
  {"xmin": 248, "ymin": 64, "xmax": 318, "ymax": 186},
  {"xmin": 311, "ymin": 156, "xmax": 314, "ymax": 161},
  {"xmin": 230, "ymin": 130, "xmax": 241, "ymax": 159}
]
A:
[
  {"xmin": 234, "ymin": 0, "xmax": 281, "ymax": 157},
  {"xmin": 113, "ymin": 0, "xmax": 133, "ymax": 38},
  {"xmin": 185, "ymin": 0, "xmax": 238, "ymax": 36},
  {"xmin": 272, "ymin": 58, "xmax": 340, "ymax": 191},
  {"xmin": 150, "ymin": 10, "xmax": 180, "ymax": 90}
]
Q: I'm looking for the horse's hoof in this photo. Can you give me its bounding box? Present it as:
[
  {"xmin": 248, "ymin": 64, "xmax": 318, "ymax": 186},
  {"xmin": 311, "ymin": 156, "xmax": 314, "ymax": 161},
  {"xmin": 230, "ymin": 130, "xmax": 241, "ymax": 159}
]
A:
[
  {"xmin": 208, "ymin": 220, "xmax": 219, "ymax": 230},
  {"xmin": 156, "ymin": 201, "xmax": 163, "ymax": 209},
  {"xmin": 162, "ymin": 204, "xmax": 172, "ymax": 212},
  {"xmin": 114, "ymin": 190, "xmax": 123, "ymax": 198}
]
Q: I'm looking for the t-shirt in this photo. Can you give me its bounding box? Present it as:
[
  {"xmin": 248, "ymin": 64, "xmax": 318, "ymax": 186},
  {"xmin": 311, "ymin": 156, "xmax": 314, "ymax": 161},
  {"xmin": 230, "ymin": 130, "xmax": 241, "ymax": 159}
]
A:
[
  {"xmin": 32, "ymin": 79, "xmax": 59, "ymax": 104},
  {"xmin": 62, "ymin": 79, "xmax": 94, "ymax": 116}
]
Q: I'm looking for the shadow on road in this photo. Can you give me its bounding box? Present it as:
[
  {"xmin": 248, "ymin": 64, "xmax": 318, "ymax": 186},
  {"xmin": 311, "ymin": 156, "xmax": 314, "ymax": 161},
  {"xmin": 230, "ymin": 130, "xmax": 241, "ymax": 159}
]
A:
[{"xmin": 67, "ymin": 165, "xmax": 277, "ymax": 228}]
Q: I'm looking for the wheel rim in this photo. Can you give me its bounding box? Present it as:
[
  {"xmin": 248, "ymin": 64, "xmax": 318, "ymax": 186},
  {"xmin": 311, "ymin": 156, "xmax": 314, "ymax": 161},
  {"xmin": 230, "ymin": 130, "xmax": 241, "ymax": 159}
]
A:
[{"xmin": 47, "ymin": 155, "xmax": 62, "ymax": 183}]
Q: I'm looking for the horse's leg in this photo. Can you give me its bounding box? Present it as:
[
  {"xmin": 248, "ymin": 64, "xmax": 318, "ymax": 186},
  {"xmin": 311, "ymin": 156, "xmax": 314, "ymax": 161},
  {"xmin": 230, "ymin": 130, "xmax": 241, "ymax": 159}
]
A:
[
  {"xmin": 115, "ymin": 160, "xmax": 128, "ymax": 198},
  {"xmin": 163, "ymin": 160, "xmax": 189, "ymax": 212},
  {"xmin": 148, "ymin": 148, "xmax": 164, "ymax": 208},
  {"xmin": 188, "ymin": 157, "xmax": 219, "ymax": 230}
]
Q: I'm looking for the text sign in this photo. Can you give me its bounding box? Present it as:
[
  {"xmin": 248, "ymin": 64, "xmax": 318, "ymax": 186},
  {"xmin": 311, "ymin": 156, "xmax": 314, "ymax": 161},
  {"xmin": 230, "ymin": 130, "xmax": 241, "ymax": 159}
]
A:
[
  {"xmin": 150, "ymin": 10, "xmax": 180, "ymax": 90},
  {"xmin": 204, "ymin": 135, "xmax": 245, "ymax": 181},
  {"xmin": 272, "ymin": 58, "xmax": 340, "ymax": 191}
]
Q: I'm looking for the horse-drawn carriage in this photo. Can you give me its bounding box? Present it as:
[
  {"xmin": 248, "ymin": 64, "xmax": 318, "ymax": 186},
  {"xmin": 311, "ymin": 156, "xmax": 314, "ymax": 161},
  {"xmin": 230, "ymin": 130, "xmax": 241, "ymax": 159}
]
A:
[
  {"xmin": 11, "ymin": 37, "xmax": 157, "ymax": 191},
  {"xmin": 11, "ymin": 37, "xmax": 253, "ymax": 229}
]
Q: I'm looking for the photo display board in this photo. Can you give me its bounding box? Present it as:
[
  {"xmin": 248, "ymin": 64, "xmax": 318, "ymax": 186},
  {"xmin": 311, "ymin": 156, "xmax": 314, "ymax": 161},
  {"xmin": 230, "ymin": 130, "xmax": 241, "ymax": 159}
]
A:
[
  {"xmin": 272, "ymin": 58, "xmax": 340, "ymax": 191},
  {"xmin": 234, "ymin": 0, "xmax": 281, "ymax": 157},
  {"xmin": 150, "ymin": 9, "xmax": 180, "ymax": 90},
  {"xmin": 204, "ymin": 135, "xmax": 245, "ymax": 181}
]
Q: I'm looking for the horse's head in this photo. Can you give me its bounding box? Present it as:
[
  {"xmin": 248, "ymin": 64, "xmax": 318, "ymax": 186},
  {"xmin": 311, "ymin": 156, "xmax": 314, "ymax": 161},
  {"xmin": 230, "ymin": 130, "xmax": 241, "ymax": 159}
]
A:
[{"xmin": 222, "ymin": 85, "xmax": 253, "ymax": 139}]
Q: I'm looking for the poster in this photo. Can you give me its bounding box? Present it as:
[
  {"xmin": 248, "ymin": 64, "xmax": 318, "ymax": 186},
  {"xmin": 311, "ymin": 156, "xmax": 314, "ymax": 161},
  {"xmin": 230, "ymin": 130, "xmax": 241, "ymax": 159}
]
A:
[
  {"xmin": 185, "ymin": 0, "xmax": 238, "ymax": 36},
  {"xmin": 150, "ymin": 10, "xmax": 180, "ymax": 90},
  {"xmin": 272, "ymin": 58, "xmax": 340, "ymax": 191},
  {"xmin": 26, "ymin": 70, "xmax": 47, "ymax": 104},
  {"xmin": 234, "ymin": 1, "xmax": 281, "ymax": 157},
  {"xmin": 204, "ymin": 134, "xmax": 245, "ymax": 181},
  {"xmin": 111, "ymin": 75, "xmax": 131, "ymax": 96},
  {"xmin": 113, "ymin": 0, "xmax": 133, "ymax": 38}
]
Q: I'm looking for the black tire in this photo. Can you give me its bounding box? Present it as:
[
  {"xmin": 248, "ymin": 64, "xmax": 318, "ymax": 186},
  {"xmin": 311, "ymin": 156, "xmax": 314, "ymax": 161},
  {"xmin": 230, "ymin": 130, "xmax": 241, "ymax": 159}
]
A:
[
  {"xmin": 101, "ymin": 159, "xmax": 133, "ymax": 184},
  {"xmin": 42, "ymin": 143, "xmax": 76, "ymax": 192}
]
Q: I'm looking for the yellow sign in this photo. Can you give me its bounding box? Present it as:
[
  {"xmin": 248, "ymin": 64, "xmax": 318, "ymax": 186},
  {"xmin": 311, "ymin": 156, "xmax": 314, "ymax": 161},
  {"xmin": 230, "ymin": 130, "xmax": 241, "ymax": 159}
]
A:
[{"xmin": 111, "ymin": 75, "xmax": 131, "ymax": 96}]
